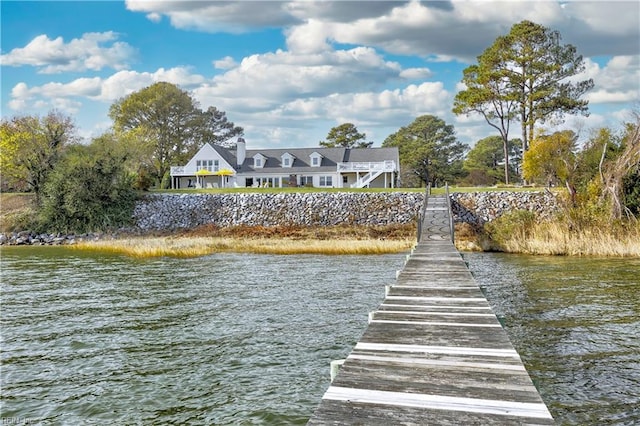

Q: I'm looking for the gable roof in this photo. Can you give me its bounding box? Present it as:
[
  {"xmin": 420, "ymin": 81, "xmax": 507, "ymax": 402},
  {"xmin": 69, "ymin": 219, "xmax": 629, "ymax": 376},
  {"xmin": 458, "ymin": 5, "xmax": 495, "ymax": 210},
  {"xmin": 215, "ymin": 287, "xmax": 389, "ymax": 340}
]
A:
[{"xmin": 195, "ymin": 144, "xmax": 398, "ymax": 174}]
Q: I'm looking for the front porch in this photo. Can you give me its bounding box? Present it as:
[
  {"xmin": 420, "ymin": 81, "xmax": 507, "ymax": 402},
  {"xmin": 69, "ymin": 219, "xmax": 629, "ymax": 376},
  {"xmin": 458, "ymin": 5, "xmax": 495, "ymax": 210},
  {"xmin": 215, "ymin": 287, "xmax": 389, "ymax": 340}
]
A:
[
  {"xmin": 337, "ymin": 161, "xmax": 397, "ymax": 188},
  {"xmin": 170, "ymin": 166, "xmax": 236, "ymax": 189}
]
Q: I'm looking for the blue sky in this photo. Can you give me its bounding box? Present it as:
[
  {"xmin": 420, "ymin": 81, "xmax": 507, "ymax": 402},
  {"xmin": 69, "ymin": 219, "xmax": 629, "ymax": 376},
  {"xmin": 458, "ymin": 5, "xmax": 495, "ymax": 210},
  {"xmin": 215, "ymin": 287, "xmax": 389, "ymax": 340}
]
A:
[{"xmin": 2, "ymin": 1, "xmax": 639, "ymax": 150}]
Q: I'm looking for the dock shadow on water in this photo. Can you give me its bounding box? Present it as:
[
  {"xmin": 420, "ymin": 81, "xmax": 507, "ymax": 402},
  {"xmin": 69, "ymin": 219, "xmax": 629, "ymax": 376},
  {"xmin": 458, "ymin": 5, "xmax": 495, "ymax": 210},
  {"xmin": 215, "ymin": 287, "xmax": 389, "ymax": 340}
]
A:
[
  {"xmin": 0, "ymin": 247, "xmax": 405, "ymax": 425},
  {"xmin": 464, "ymin": 252, "xmax": 640, "ymax": 426}
]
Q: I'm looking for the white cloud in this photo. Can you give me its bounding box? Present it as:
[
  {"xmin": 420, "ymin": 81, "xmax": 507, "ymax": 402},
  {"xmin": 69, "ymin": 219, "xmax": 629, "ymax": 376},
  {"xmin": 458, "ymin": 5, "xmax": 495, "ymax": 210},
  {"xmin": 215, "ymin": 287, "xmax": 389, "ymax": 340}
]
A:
[
  {"xmin": 578, "ymin": 56, "xmax": 640, "ymax": 105},
  {"xmin": 563, "ymin": 1, "xmax": 640, "ymax": 36},
  {"xmin": 399, "ymin": 68, "xmax": 433, "ymax": 80},
  {"xmin": 194, "ymin": 47, "xmax": 402, "ymax": 112},
  {"xmin": 146, "ymin": 12, "xmax": 162, "ymax": 23},
  {"xmin": 285, "ymin": 19, "xmax": 333, "ymax": 54},
  {"xmin": 125, "ymin": 0, "xmax": 298, "ymax": 32},
  {"xmin": 7, "ymin": 67, "xmax": 207, "ymax": 115},
  {"xmin": 213, "ymin": 56, "xmax": 237, "ymax": 70},
  {"xmin": 5, "ymin": 1, "xmax": 638, "ymax": 148},
  {"xmin": 0, "ymin": 32, "xmax": 136, "ymax": 73}
]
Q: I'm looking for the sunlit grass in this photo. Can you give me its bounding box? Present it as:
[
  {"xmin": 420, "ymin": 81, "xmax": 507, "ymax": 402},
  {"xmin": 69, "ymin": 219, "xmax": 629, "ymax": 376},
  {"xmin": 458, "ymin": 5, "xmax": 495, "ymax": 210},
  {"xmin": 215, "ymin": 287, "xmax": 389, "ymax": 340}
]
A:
[
  {"xmin": 73, "ymin": 236, "xmax": 415, "ymax": 258},
  {"xmin": 498, "ymin": 221, "xmax": 640, "ymax": 257}
]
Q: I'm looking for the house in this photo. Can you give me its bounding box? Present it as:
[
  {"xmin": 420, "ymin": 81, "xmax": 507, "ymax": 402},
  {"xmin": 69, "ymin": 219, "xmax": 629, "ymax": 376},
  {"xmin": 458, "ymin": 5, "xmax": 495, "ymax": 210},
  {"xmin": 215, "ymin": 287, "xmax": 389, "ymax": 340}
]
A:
[{"xmin": 169, "ymin": 138, "xmax": 400, "ymax": 189}]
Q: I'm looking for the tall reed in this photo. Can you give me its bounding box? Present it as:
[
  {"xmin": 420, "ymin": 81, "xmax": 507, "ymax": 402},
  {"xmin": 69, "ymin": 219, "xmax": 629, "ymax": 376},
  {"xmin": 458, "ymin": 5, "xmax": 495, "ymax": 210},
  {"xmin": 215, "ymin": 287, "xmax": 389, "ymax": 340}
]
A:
[{"xmin": 483, "ymin": 210, "xmax": 640, "ymax": 257}]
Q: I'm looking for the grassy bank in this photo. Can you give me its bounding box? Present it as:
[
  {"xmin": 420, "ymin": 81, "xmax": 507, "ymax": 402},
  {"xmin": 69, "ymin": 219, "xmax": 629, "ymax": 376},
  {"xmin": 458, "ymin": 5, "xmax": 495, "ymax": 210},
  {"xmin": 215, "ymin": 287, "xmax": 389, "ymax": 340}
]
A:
[
  {"xmin": 490, "ymin": 221, "xmax": 640, "ymax": 257},
  {"xmin": 5, "ymin": 191, "xmax": 637, "ymax": 258},
  {"xmin": 72, "ymin": 224, "xmax": 417, "ymax": 258},
  {"xmin": 456, "ymin": 212, "xmax": 640, "ymax": 257}
]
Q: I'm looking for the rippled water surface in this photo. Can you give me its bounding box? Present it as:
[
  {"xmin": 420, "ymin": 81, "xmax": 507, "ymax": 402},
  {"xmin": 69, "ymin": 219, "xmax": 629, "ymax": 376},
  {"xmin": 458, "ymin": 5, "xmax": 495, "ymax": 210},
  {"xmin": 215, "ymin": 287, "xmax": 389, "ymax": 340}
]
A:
[
  {"xmin": 1, "ymin": 247, "xmax": 404, "ymax": 425},
  {"xmin": 3, "ymin": 248, "xmax": 639, "ymax": 425},
  {"xmin": 465, "ymin": 253, "xmax": 640, "ymax": 426}
]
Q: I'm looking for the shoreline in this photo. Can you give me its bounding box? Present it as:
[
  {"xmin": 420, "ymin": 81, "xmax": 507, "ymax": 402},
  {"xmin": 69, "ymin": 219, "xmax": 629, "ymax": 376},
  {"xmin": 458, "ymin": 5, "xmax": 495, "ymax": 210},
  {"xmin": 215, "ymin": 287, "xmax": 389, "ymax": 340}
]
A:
[{"xmin": 2, "ymin": 222, "xmax": 639, "ymax": 258}]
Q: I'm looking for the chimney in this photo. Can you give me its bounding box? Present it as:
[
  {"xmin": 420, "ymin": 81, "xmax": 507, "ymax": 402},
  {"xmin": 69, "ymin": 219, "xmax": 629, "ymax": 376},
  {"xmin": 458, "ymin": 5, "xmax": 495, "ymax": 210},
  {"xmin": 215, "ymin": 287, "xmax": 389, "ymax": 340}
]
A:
[{"xmin": 236, "ymin": 137, "xmax": 246, "ymax": 167}]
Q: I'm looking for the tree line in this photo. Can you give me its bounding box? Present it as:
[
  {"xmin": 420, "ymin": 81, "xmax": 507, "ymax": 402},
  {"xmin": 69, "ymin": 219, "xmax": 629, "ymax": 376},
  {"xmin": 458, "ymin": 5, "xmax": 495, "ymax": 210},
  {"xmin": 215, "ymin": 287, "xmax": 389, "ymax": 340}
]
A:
[{"xmin": 1, "ymin": 20, "xmax": 638, "ymax": 234}]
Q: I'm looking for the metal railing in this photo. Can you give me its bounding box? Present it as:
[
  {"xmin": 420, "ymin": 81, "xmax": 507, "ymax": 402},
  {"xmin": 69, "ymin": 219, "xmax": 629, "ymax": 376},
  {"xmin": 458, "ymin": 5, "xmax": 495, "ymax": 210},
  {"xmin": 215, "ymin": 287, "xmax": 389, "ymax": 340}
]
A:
[
  {"xmin": 416, "ymin": 184, "xmax": 431, "ymax": 243},
  {"xmin": 336, "ymin": 161, "xmax": 396, "ymax": 172},
  {"xmin": 445, "ymin": 182, "xmax": 455, "ymax": 244}
]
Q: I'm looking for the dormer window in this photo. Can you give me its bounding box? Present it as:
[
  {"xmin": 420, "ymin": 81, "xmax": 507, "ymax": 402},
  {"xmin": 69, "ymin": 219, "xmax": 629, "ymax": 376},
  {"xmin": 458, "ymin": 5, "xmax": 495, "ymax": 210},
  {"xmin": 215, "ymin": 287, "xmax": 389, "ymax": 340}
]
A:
[
  {"xmin": 310, "ymin": 152, "xmax": 323, "ymax": 167},
  {"xmin": 253, "ymin": 153, "xmax": 267, "ymax": 169},
  {"xmin": 281, "ymin": 153, "xmax": 295, "ymax": 168}
]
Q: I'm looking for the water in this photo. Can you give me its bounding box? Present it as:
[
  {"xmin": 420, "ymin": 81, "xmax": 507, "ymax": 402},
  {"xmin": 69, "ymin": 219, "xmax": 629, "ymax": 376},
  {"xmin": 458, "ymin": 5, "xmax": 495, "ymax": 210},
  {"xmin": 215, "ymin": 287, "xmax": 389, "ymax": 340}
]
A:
[
  {"xmin": 465, "ymin": 253, "xmax": 640, "ymax": 426},
  {"xmin": 1, "ymin": 247, "xmax": 404, "ymax": 425},
  {"xmin": 2, "ymin": 248, "xmax": 639, "ymax": 425}
]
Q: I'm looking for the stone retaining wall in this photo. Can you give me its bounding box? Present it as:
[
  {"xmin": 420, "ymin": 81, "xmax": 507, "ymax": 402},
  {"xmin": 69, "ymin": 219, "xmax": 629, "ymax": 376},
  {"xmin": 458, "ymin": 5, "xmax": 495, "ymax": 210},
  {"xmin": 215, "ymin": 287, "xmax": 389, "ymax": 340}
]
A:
[
  {"xmin": 133, "ymin": 192, "xmax": 425, "ymax": 231},
  {"xmin": 1, "ymin": 191, "xmax": 560, "ymax": 245},
  {"xmin": 451, "ymin": 190, "xmax": 559, "ymax": 227}
]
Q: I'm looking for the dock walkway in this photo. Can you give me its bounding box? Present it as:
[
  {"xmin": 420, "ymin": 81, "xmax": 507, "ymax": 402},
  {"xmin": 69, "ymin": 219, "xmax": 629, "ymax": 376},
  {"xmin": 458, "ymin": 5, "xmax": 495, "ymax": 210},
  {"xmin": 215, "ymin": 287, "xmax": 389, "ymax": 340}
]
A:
[{"xmin": 308, "ymin": 194, "xmax": 553, "ymax": 425}]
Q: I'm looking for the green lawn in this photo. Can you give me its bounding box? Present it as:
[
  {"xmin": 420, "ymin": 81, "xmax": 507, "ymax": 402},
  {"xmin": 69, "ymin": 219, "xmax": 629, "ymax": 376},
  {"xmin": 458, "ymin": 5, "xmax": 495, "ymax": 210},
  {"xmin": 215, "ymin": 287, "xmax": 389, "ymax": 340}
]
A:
[{"xmin": 154, "ymin": 185, "xmax": 549, "ymax": 195}]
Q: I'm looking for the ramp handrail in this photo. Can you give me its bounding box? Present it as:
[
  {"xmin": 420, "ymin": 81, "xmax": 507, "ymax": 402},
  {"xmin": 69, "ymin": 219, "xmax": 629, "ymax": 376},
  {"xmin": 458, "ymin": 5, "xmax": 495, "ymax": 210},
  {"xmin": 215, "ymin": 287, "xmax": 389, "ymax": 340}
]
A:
[
  {"xmin": 445, "ymin": 183, "xmax": 454, "ymax": 244},
  {"xmin": 416, "ymin": 184, "xmax": 431, "ymax": 242}
]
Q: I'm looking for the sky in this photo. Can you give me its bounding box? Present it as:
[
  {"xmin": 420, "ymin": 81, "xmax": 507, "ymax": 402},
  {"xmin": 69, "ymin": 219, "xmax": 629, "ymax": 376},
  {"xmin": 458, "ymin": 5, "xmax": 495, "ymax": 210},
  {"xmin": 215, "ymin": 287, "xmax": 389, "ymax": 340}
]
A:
[{"xmin": 1, "ymin": 1, "xmax": 639, "ymax": 150}]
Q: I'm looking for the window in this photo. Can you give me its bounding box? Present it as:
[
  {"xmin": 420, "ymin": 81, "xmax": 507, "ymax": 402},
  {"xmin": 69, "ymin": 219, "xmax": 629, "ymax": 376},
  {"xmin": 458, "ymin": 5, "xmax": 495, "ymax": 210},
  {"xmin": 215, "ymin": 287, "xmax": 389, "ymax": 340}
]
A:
[
  {"xmin": 300, "ymin": 176, "xmax": 313, "ymax": 186},
  {"xmin": 255, "ymin": 177, "xmax": 280, "ymax": 188},
  {"xmin": 310, "ymin": 152, "xmax": 322, "ymax": 167},
  {"xmin": 319, "ymin": 176, "xmax": 333, "ymax": 187},
  {"xmin": 281, "ymin": 153, "xmax": 295, "ymax": 168},
  {"xmin": 196, "ymin": 159, "xmax": 216, "ymax": 171},
  {"xmin": 342, "ymin": 175, "xmax": 348, "ymax": 184},
  {"xmin": 253, "ymin": 154, "xmax": 266, "ymax": 168}
]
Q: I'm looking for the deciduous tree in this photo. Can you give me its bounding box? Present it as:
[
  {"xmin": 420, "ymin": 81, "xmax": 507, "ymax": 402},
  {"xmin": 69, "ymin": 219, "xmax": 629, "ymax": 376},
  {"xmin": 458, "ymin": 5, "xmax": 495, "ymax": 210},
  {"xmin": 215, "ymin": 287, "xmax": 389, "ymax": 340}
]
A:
[
  {"xmin": 523, "ymin": 130, "xmax": 578, "ymax": 201},
  {"xmin": 109, "ymin": 82, "xmax": 243, "ymax": 186},
  {"xmin": 0, "ymin": 111, "xmax": 77, "ymax": 202}
]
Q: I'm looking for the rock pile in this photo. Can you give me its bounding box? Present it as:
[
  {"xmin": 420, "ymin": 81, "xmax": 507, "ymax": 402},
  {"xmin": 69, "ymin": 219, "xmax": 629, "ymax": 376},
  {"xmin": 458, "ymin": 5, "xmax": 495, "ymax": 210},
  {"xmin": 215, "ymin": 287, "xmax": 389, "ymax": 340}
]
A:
[
  {"xmin": 133, "ymin": 192, "xmax": 425, "ymax": 231},
  {"xmin": 0, "ymin": 231, "xmax": 104, "ymax": 246},
  {"xmin": 451, "ymin": 191, "xmax": 558, "ymax": 226}
]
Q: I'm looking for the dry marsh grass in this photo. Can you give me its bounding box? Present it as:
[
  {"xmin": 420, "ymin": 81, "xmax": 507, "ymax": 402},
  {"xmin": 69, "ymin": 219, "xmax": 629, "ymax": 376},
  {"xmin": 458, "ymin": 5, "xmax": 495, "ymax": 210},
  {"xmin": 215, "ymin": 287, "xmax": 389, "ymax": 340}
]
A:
[
  {"xmin": 497, "ymin": 221, "xmax": 640, "ymax": 257},
  {"xmin": 0, "ymin": 193, "xmax": 36, "ymax": 232},
  {"xmin": 72, "ymin": 224, "xmax": 417, "ymax": 258},
  {"xmin": 73, "ymin": 236, "xmax": 414, "ymax": 258}
]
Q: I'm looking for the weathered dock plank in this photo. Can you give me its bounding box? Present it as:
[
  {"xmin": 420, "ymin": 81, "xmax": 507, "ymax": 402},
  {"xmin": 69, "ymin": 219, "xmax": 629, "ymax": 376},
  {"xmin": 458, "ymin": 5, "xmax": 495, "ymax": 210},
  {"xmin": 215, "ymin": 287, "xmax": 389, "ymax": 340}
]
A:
[{"xmin": 308, "ymin": 194, "xmax": 553, "ymax": 425}]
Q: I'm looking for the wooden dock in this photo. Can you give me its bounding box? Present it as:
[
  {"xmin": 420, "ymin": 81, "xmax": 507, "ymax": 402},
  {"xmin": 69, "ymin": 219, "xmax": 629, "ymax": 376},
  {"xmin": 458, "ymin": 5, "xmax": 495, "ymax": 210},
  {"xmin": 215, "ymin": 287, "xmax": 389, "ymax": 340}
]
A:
[{"xmin": 308, "ymin": 194, "xmax": 554, "ymax": 425}]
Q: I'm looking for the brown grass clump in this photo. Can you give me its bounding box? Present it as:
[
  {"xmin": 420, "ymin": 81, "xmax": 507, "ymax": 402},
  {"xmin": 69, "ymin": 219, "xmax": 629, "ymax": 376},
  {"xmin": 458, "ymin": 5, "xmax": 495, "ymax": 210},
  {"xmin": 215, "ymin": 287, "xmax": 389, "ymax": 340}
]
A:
[
  {"xmin": 72, "ymin": 224, "xmax": 417, "ymax": 258},
  {"xmin": 177, "ymin": 223, "xmax": 416, "ymax": 241},
  {"xmin": 496, "ymin": 221, "xmax": 640, "ymax": 257},
  {"xmin": 73, "ymin": 235, "xmax": 415, "ymax": 258}
]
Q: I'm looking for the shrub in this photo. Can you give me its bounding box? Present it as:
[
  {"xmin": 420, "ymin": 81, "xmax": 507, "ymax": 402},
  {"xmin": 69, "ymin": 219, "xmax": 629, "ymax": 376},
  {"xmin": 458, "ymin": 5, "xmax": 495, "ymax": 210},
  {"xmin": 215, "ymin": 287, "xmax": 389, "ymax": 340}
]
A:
[
  {"xmin": 38, "ymin": 144, "xmax": 137, "ymax": 233},
  {"xmin": 484, "ymin": 209, "xmax": 537, "ymax": 247}
]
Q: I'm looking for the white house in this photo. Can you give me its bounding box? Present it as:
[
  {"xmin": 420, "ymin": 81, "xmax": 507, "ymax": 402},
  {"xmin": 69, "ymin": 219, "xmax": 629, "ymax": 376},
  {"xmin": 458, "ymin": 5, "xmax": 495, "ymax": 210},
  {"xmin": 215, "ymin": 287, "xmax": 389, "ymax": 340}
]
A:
[{"xmin": 170, "ymin": 138, "xmax": 400, "ymax": 189}]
